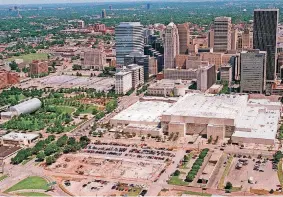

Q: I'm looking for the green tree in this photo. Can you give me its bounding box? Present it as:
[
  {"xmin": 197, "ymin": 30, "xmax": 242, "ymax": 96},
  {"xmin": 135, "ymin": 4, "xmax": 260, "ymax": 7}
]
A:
[
  {"xmin": 225, "ymin": 182, "xmax": 233, "ymax": 190},
  {"xmin": 46, "ymin": 156, "xmax": 56, "ymax": 165},
  {"xmin": 36, "ymin": 151, "xmax": 45, "ymax": 162},
  {"xmin": 44, "ymin": 142, "xmax": 59, "ymax": 156},
  {"xmin": 56, "ymin": 135, "xmax": 68, "ymax": 147}
]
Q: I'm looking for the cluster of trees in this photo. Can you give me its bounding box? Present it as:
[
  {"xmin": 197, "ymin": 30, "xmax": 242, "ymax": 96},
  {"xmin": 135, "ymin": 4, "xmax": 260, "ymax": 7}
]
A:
[
  {"xmin": 98, "ymin": 67, "xmax": 116, "ymax": 77},
  {"xmin": 0, "ymin": 87, "xmax": 44, "ymax": 108},
  {"xmin": 105, "ymin": 99, "xmax": 118, "ymax": 113},
  {"xmin": 137, "ymin": 84, "xmax": 149, "ymax": 95},
  {"xmin": 274, "ymin": 151, "xmax": 283, "ymax": 164},
  {"xmin": 12, "ymin": 135, "xmax": 90, "ymax": 165},
  {"xmin": 185, "ymin": 148, "xmax": 209, "ymax": 182}
]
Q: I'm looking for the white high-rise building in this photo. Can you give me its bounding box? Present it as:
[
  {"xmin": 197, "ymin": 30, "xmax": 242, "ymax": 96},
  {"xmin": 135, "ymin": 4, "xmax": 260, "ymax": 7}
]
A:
[
  {"xmin": 164, "ymin": 22, "xmax": 179, "ymax": 69},
  {"xmin": 115, "ymin": 71, "xmax": 133, "ymax": 95},
  {"xmin": 213, "ymin": 17, "xmax": 232, "ymax": 52},
  {"xmin": 115, "ymin": 22, "xmax": 144, "ymax": 68}
]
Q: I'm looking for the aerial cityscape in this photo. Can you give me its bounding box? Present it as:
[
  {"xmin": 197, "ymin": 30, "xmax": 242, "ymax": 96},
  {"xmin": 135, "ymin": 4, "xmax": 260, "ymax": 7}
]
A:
[{"xmin": 1, "ymin": 0, "xmax": 283, "ymax": 196}]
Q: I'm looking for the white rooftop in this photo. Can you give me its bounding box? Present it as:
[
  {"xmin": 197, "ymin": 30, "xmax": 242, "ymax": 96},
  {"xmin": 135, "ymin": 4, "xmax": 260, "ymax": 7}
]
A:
[
  {"xmin": 2, "ymin": 132, "xmax": 39, "ymax": 141},
  {"xmin": 112, "ymin": 101, "xmax": 173, "ymax": 123},
  {"xmin": 233, "ymin": 106, "xmax": 280, "ymax": 140},
  {"xmin": 163, "ymin": 93, "xmax": 248, "ymax": 119}
]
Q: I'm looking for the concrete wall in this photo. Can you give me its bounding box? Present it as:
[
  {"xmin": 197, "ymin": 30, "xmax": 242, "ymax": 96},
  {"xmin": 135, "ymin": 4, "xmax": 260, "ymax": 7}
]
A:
[
  {"xmin": 231, "ymin": 136, "xmax": 275, "ymax": 145},
  {"xmin": 207, "ymin": 124, "xmax": 225, "ymax": 140},
  {"xmin": 168, "ymin": 122, "xmax": 186, "ymax": 137}
]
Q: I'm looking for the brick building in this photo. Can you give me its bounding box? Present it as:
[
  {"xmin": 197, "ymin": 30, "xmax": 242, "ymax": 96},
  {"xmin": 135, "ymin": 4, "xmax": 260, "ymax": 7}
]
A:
[{"xmin": 29, "ymin": 60, "xmax": 48, "ymax": 75}]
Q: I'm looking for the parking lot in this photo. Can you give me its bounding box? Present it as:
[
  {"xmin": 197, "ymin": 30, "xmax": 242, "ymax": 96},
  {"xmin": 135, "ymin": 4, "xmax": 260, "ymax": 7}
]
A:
[
  {"xmin": 83, "ymin": 141, "xmax": 175, "ymax": 162},
  {"xmin": 225, "ymin": 154, "xmax": 280, "ymax": 191}
]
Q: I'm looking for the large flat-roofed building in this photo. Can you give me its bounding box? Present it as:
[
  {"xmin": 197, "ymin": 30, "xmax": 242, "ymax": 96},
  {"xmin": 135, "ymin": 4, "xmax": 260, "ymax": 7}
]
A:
[
  {"xmin": 111, "ymin": 100, "xmax": 173, "ymax": 126},
  {"xmin": 240, "ymin": 50, "xmax": 266, "ymax": 94},
  {"xmin": 161, "ymin": 93, "xmax": 281, "ymax": 144}
]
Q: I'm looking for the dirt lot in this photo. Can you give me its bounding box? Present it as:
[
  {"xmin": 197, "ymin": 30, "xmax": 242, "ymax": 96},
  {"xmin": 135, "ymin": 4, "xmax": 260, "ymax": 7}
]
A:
[
  {"xmin": 225, "ymin": 156, "xmax": 280, "ymax": 191},
  {"xmin": 65, "ymin": 179, "xmax": 144, "ymax": 196},
  {"xmin": 47, "ymin": 153, "xmax": 165, "ymax": 181}
]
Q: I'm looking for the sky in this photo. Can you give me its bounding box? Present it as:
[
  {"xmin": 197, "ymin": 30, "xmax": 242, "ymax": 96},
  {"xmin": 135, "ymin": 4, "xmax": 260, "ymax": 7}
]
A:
[{"xmin": 0, "ymin": 0, "xmax": 217, "ymax": 5}]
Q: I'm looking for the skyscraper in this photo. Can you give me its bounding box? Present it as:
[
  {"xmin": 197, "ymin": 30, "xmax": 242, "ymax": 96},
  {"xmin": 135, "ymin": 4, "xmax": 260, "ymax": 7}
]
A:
[
  {"xmin": 242, "ymin": 28, "xmax": 251, "ymax": 49},
  {"xmin": 101, "ymin": 9, "xmax": 107, "ymax": 19},
  {"xmin": 177, "ymin": 23, "xmax": 190, "ymax": 54},
  {"xmin": 231, "ymin": 28, "xmax": 238, "ymax": 51},
  {"xmin": 115, "ymin": 22, "xmax": 144, "ymax": 68},
  {"xmin": 213, "ymin": 17, "xmax": 232, "ymax": 52},
  {"xmin": 253, "ymin": 9, "xmax": 279, "ymax": 81},
  {"xmin": 164, "ymin": 22, "xmax": 179, "ymax": 69},
  {"xmin": 240, "ymin": 50, "xmax": 266, "ymax": 94}
]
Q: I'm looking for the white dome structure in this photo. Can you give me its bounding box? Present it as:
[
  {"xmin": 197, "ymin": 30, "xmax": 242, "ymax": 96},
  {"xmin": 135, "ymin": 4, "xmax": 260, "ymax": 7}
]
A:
[{"xmin": 9, "ymin": 98, "xmax": 42, "ymax": 116}]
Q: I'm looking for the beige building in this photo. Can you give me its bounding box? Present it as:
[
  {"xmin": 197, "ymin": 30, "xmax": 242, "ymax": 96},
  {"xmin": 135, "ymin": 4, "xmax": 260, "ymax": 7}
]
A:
[
  {"xmin": 147, "ymin": 79, "xmax": 188, "ymax": 97},
  {"xmin": 197, "ymin": 64, "xmax": 216, "ymax": 92},
  {"xmin": 115, "ymin": 70, "xmax": 133, "ymax": 94},
  {"xmin": 208, "ymin": 29, "xmax": 214, "ymax": 48},
  {"xmin": 220, "ymin": 64, "xmax": 232, "ymax": 83},
  {"xmin": 177, "ymin": 23, "xmax": 190, "ymax": 54},
  {"xmin": 164, "ymin": 22, "xmax": 179, "ymax": 69},
  {"xmin": 81, "ymin": 48, "xmax": 107, "ymax": 70},
  {"xmin": 231, "ymin": 28, "xmax": 238, "ymax": 50},
  {"xmin": 200, "ymin": 52, "xmax": 223, "ymax": 68},
  {"xmin": 148, "ymin": 56, "xmax": 158, "ymax": 76},
  {"xmin": 126, "ymin": 64, "xmax": 144, "ymax": 88},
  {"xmin": 161, "ymin": 93, "xmax": 281, "ymax": 145},
  {"xmin": 213, "ymin": 17, "xmax": 232, "ymax": 52},
  {"xmin": 242, "ymin": 28, "xmax": 252, "ymax": 49}
]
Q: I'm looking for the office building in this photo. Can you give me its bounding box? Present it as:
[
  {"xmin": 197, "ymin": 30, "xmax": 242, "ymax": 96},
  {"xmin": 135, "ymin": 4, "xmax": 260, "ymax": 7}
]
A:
[
  {"xmin": 115, "ymin": 70, "xmax": 133, "ymax": 94},
  {"xmin": 81, "ymin": 49, "xmax": 107, "ymax": 70},
  {"xmin": 115, "ymin": 22, "xmax": 144, "ymax": 68},
  {"xmin": 101, "ymin": 9, "xmax": 107, "ymax": 19},
  {"xmin": 124, "ymin": 51, "xmax": 150, "ymax": 81},
  {"xmin": 197, "ymin": 65, "xmax": 216, "ymax": 92},
  {"xmin": 253, "ymin": 9, "xmax": 279, "ymax": 82},
  {"xmin": 126, "ymin": 64, "xmax": 144, "ymax": 88},
  {"xmin": 77, "ymin": 20, "xmax": 85, "ymax": 29},
  {"xmin": 231, "ymin": 28, "xmax": 238, "ymax": 50},
  {"xmin": 213, "ymin": 17, "xmax": 232, "ymax": 52},
  {"xmin": 220, "ymin": 64, "xmax": 232, "ymax": 83},
  {"xmin": 208, "ymin": 29, "xmax": 214, "ymax": 48},
  {"xmin": 164, "ymin": 22, "xmax": 179, "ymax": 69},
  {"xmin": 177, "ymin": 23, "xmax": 190, "ymax": 54},
  {"xmin": 242, "ymin": 28, "xmax": 252, "ymax": 49},
  {"xmin": 29, "ymin": 60, "xmax": 48, "ymax": 75},
  {"xmin": 240, "ymin": 50, "xmax": 266, "ymax": 94}
]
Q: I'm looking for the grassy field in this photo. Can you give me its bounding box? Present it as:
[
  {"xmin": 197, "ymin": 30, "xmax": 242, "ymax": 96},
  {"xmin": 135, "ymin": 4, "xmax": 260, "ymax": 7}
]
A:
[
  {"xmin": 53, "ymin": 105, "xmax": 76, "ymax": 114},
  {"xmin": 16, "ymin": 192, "xmax": 50, "ymax": 196},
  {"xmin": 218, "ymin": 155, "xmax": 233, "ymax": 189},
  {"xmin": 127, "ymin": 187, "xmax": 142, "ymax": 196},
  {"xmin": 278, "ymin": 160, "xmax": 283, "ymax": 186},
  {"xmin": 0, "ymin": 174, "xmax": 8, "ymax": 182},
  {"xmin": 5, "ymin": 176, "xmax": 49, "ymax": 193},
  {"xmin": 8, "ymin": 53, "xmax": 48, "ymax": 63},
  {"xmin": 168, "ymin": 176, "xmax": 188, "ymax": 186}
]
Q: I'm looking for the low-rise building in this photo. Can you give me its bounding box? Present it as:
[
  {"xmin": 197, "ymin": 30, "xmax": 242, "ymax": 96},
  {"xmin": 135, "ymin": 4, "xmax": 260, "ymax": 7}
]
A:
[
  {"xmin": 147, "ymin": 79, "xmax": 188, "ymax": 97},
  {"xmin": 220, "ymin": 64, "xmax": 232, "ymax": 83},
  {"xmin": 1, "ymin": 132, "xmax": 39, "ymax": 146}
]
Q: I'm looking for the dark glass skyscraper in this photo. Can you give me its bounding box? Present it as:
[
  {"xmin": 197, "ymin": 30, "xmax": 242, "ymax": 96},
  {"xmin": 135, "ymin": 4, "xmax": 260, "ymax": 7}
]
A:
[{"xmin": 253, "ymin": 9, "xmax": 279, "ymax": 81}]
